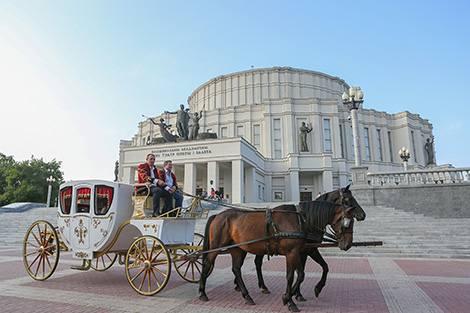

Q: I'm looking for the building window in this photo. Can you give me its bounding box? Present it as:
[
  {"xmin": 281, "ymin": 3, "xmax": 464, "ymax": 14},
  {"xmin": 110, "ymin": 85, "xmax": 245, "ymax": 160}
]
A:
[
  {"xmin": 323, "ymin": 119, "xmax": 332, "ymax": 153},
  {"xmin": 376, "ymin": 129, "xmax": 383, "ymax": 162},
  {"xmin": 388, "ymin": 131, "xmax": 393, "ymax": 162},
  {"xmin": 273, "ymin": 119, "xmax": 282, "ymax": 158},
  {"xmin": 339, "ymin": 124, "xmax": 345, "ymax": 158},
  {"xmin": 221, "ymin": 127, "xmax": 228, "ymax": 138},
  {"xmin": 237, "ymin": 125, "xmax": 244, "ymax": 137},
  {"xmin": 253, "ymin": 124, "xmax": 261, "ymax": 149},
  {"xmin": 411, "ymin": 130, "xmax": 417, "ymax": 162},
  {"xmin": 364, "ymin": 127, "xmax": 371, "ymax": 161},
  {"xmin": 351, "ymin": 125, "xmax": 355, "ymax": 159}
]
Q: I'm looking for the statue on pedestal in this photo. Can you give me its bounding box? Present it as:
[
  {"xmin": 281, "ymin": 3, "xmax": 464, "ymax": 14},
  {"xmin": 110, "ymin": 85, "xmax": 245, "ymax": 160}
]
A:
[
  {"xmin": 299, "ymin": 122, "xmax": 313, "ymax": 152},
  {"xmin": 114, "ymin": 161, "xmax": 119, "ymax": 182},
  {"xmin": 149, "ymin": 117, "xmax": 178, "ymax": 143},
  {"xmin": 165, "ymin": 104, "xmax": 190, "ymax": 140},
  {"xmin": 190, "ymin": 111, "xmax": 203, "ymax": 140},
  {"xmin": 424, "ymin": 136, "xmax": 435, "ymax": 166}
]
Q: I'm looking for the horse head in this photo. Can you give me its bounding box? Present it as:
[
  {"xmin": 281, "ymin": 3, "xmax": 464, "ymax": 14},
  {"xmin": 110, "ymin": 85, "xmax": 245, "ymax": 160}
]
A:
[
  {"xmin": 338, "ymin": 184, "xmax": 366, "ymax": 221},
  {"xmin": 330, "ymin": 204, "xmax": 355, "ymax": 251}
]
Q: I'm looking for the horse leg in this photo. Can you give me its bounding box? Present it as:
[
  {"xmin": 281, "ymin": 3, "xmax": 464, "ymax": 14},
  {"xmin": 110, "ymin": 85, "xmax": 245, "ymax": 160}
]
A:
[
  {"xmin": 255, "ymin": 254, "xmax": 270, "ymax": 293},
  {"xmin": 282, "ymin": 252, "xmax": 301, "ymax": 312},
  {"xmin": 308, "ymin": 248, "xmax": 329, "ymax": 297},
  {"xmin": 230, "ymin": 248, "xmax": 255, "ymax": 305},
  {"xmin": 199, "ymin": 252, "xmax": 218, "ymax": 301},
  {"xmin": 294, "ymin": 250, "xmax": 308, "ymax": 302}
]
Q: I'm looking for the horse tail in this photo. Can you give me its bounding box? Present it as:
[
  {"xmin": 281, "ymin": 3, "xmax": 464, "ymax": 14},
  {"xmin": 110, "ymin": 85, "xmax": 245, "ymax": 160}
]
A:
[{"xmin": 202, "ymin": 214, "xmax": 217, "ymax": 263}]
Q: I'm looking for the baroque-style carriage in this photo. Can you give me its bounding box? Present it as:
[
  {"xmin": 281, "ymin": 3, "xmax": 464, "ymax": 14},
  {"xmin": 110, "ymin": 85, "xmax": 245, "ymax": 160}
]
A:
[{"xmin": 23, "ymin": 180, "xmax": 209, "ymax": 295}]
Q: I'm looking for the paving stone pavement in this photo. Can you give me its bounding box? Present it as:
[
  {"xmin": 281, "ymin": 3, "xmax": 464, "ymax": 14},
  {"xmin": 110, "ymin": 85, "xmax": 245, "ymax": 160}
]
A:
[{"xmin": 1, "ymin": 246, "xmax": 470, "ymax": 313}]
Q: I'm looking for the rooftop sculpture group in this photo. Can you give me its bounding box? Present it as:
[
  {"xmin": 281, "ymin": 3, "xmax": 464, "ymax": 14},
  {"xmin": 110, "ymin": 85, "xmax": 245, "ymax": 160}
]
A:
[{"xmin": 145, "ymin": 104, "xmax": 209, "ymax": 144}]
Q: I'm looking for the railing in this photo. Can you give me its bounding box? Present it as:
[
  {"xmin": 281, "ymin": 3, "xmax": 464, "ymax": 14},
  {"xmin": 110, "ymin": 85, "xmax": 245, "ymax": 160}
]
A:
[{"xmin": 367, "ymin": 167, "xmax": 470, "ymax": 187}]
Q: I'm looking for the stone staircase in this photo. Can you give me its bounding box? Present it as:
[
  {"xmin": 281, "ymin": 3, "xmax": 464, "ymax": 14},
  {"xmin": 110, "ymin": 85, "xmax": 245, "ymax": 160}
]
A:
[
  {"xmin": 321, "ymin": 205, "xmax": 470, "ymax": 259},
  {"xmin": 1, "ymin": 205, "xmax": 470, "ymax": 259},
  {"xmin": 0, "ymin": 206, "xmax": 58, "ymax": 246}
]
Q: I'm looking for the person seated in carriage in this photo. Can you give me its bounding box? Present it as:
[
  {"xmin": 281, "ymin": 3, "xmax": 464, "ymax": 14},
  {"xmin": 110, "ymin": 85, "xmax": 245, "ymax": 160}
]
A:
[
  {"xmin": 137, "ymin": 153, "xmax": 174, "ymax": 217},
  {"xmin": 158, "ymin": 160, "xmax": 183, "ymax": 214}
]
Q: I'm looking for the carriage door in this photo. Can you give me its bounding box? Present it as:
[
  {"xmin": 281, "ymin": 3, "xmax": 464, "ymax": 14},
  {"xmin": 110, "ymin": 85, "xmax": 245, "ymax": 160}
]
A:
[{"xmin": 70, "ymin": 186, "xmax": 92, "ymax": 253}]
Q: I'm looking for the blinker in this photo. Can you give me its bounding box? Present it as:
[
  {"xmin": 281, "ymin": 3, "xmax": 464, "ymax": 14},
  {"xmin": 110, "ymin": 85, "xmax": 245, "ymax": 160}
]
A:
[{"xmin": 342, "ymin": 217, "xmax": 351, "ymax": 228}]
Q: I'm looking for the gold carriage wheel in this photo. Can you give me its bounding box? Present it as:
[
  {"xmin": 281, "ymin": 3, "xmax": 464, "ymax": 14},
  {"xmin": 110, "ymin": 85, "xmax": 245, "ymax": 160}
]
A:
[
  {"xmin": 90, "ymin": 253, "xmax": 117, "ymax": 271},
  {"xmin": 23, "ymin": 220, "xmax": 60, "ymax": 281},
  {"xmin": 174, "ymin": 233, "xmax": 212, "ymax": 283},
  {"xmin": 125, "ymin": 236, "xmax": 171, "ymax": 296}
]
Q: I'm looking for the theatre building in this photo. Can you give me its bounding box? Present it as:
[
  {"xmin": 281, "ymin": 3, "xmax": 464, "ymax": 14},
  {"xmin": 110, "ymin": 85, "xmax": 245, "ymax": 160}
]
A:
[{"xmin": 119, "ymin": 67, "xmax": 434, "ymax": 203}]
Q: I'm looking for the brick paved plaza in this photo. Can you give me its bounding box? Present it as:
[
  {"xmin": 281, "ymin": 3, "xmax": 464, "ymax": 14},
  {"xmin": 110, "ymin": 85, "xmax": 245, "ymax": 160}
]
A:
[{"xmin": 1, "ymin": 246, "xmax": 469, "ymax": 313}]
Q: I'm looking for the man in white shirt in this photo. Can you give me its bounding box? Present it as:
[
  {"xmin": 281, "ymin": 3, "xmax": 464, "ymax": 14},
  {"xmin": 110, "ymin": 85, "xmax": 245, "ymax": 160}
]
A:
[{"xmin": 158, "ymin": 160, "xmax": 183, "ymax": 216}]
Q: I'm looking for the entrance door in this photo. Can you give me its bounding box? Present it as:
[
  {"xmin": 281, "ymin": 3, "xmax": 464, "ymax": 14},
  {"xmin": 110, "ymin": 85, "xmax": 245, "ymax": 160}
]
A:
[
  {"xmin": 70, "ymin": 186, "xmax": 92, "ymax": 250},
  {"xmin": 300, "ymin": 192, "xmax": 312, "ymax": 202}
]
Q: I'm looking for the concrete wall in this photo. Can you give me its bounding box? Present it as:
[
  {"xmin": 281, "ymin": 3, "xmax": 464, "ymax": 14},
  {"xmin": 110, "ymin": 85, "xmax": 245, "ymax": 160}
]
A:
[{"xmin": 351, "ymin": 183, "xmax": 470, "ymax": 218}]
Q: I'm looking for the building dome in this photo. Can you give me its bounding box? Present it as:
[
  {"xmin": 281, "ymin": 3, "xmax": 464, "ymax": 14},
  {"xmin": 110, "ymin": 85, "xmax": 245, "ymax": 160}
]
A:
[{"xmin": 188, "ymin": 67, "xmax": 349, "ymax": 112}]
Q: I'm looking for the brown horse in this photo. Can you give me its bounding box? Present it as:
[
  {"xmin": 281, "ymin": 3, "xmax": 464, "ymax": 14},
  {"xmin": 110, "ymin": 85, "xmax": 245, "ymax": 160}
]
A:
[
  {"xmin": 198, "ymin": 201, "xmax": 355, "ymax": 312},
  {"xmin": 242, "ymin": 185, "xmax": 365, "ymax": 300}
]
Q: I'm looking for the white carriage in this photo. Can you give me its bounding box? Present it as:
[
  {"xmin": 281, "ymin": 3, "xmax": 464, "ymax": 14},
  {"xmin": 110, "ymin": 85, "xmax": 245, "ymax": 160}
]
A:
[{"xmin": 23, "ymin": 179, "xmax": 209, "ymax": 295}]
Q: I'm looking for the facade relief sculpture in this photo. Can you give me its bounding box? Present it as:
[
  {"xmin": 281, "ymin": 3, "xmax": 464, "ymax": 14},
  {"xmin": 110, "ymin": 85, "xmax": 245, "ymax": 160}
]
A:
[
  {"xmin": 425, "ymin": 136, "xmax": 436, "ymax": 166},
  {"xmin": 299, "ymin": 122, "xmax": 313, "ymax": 152}
]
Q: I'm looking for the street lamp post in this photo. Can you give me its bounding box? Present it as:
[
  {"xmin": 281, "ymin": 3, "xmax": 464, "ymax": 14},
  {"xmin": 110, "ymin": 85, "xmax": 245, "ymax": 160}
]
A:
[
  {"xmin": 46, "ymin": 176, "xmax": 56, "ymax": 207},
  {"xmin": 399, "ymin": 146, "xmax": 411, "ymax": 171},
  {"xmin": 342, "ymin": 87, "xmax": 364, "ymax": 167}
]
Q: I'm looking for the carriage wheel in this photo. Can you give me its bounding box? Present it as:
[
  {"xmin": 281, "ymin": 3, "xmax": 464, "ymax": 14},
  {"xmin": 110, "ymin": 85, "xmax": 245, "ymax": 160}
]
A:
[
  {"xmin": 125, "ymin": 236, "xmax": 171, "ymax": 296},
  {"xmin": 23, "ymin": 220, "xmax": 60, "ymax": 281},
  {"xmin": 175, "ymin": 233, "xmax": 208, "ymax": 283},
  {"xmin": 90, "ymin": 253, "xmax": 117, "ymax": 271}
]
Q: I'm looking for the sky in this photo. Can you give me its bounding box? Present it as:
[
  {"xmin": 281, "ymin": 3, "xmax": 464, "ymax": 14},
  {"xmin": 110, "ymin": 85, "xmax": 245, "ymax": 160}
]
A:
[{"xmin": 1, "ymin": 0, "xmax": 469, "ymax": 181}]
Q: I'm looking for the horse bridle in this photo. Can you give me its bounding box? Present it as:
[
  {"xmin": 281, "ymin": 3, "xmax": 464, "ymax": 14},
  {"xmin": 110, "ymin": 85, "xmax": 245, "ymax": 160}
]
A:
[{"xmin": 329, "ymin": 206, "xmax": 354, "ymax": 238}]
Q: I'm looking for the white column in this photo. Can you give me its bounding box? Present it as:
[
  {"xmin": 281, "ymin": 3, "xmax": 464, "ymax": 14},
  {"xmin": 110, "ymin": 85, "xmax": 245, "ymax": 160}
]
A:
[
  {"xmin": 351, "ymin": 108, "xmax": 362, "ymax": 166},
  {"xmin": 322, "ymin": 170, "xmax": 334, "ymax": 192},
  {"xmin": 184, "ymin": 163, "xmax": 196, "ymax": 195},
  {"xmin": 223, "ymin": 168, "xmax": 232, "ymax": 203},
  {"xmin": 207, "ymin": 161, "xmax": 219, "ymax": 193},
  {"xmin": 122, "ymin": 166, "xmax": 135, "ymax": 184},
  {"xmin": 232, "ymin": 159, "xmax": 244, "ymax": 203},
  {"xmin": 245, "ymin": 165, "xmax": 256, "ymax": 203},
  {"xmin": 290, "ymin": 170, "xmax": 300, "ymax": 202}
]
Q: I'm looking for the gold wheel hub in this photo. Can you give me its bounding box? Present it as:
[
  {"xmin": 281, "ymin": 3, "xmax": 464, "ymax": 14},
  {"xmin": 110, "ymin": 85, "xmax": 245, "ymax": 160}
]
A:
[
  {"xmin": 38, "ymin": 246, "xmax": 45, "ymax": 254},
  {"xmin": 143, "ymin": 260, "xmax": 151, "ymax": 269}
]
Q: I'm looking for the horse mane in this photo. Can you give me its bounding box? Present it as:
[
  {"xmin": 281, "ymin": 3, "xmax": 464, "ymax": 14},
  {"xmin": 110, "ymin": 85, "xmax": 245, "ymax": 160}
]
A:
[
  {"xmin": 317, "ymin": 190, "xmax": 338, "ymax": 202},
  {"xmin": 299, "ymin": 200, "xmax": 343, "ymax": 234}
]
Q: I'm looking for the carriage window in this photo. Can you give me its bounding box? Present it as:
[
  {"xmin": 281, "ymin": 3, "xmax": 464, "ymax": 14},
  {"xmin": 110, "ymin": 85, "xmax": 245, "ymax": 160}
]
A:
[
  {"xmin": 95, "ymin": 185, "xmax": 114, "ymax": 215},
  {"xmin": 60, "ymin": 187, "xmax": 72, "ymax": 214},
  {"xmin": 76, "ymin": 188, "xmax": 91, "ymax": 213}
]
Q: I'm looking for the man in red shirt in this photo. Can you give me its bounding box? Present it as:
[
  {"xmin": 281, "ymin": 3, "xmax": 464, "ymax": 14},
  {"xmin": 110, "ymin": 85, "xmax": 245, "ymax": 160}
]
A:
[
  {"xmin": 158, "ymin": 160, "xmax": 183, "ymax": 215},
  {"xmin": 138, "ymin": 153, "xmax": 173, "ymax": 217}
]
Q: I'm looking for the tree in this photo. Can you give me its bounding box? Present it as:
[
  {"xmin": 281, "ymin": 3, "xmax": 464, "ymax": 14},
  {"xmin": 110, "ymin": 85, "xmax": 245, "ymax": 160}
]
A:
[{"xmin": 0, "ymin": 154, "xmax": 64, "ymax": 206}]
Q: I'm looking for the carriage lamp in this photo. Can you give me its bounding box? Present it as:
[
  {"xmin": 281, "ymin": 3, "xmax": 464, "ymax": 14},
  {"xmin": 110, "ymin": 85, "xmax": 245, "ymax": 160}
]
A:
[
  {"xmin": 342, "ymin": 87, "xmax": 364, "ymax": 167},
  {"xmin": 46, "ymin": 175, "xmax": 56, "ymax": 207},
  {"xmin": 399, "ymin": 147, "xmax": 411, "ymax": 171}
]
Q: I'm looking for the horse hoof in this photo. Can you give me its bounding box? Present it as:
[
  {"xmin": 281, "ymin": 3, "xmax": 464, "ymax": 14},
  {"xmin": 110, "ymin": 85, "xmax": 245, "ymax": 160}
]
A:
[
  {"xmin": 245, "ymin": 298, "xmax": 256, "ymax": 305},
  {"xmin": 199, "ymin": 295, "xmax": 209, "ymax": 302},
  {"xmin": 288, "ymin": 304, "xmax": 300, "ymax": 312},
  {"xmin": 261, "ymin": 288, "xmax": 271, "ymax": 294},
  {"xmin": 282, "ymin": 294, "xmax": 288, "ymax": 305},
  {"xmin": 314, "ymin": 286, "xmax": 321, "ymax": 298},
  {"xmin": 295, "ymin": 295, "xmax": 307, "ymax": 302}
]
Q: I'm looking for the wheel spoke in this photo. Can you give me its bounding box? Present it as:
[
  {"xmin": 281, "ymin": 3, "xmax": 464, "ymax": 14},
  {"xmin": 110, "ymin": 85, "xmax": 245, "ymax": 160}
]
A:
[
  {"xmin": 184, "ymin": 262, "xmax": 190, "ymax": 277},
  {"xmin": 148, "ymin": 269, "xmax": 152, "ymax": 292},
  {"xmin": 28, "ymin": 253, "xmax": 41, "ymax": 269},
  {"xmin": 138, "ymin": 270, "xmax": 148, "ymax": 291},
  {"xmin": 26, "ymin": 241, "xmax": 39, "ymax": 249},
  {"xmin": 44, "ymin": 250, "xmax": 56, "ymax": 259},
  {"xmin": 149, "ymin": 268, "xmax": 161, "ymax": 288},
  {"xmin": 25, "ymin": 251, "xmax": 39, "ymax": 257},
  {"xmin": 150, "ymin": 249, "xmax": 162, "ymax": 263},
  {"xmin": 44, "ymin": 253, "xmax": 52, "ymax": 270},
  {"xmin": 130, "ymin": 267, "xmax": 145, "ymax": 283},
  {"xmin": 176, "ymin": 260, "xmax": 189, "ymax": 269},
  {"xmin": 105, "ymin": 254, "xmax": 112, "ymax": 262},
  {"xmin": 195, "ymin": 262, "xmax": 202, "ymax": 275},
  {"xmin": 31, "ymin": 231, "xmax": 42, "ymax": 247},
  {"xmin": 101, "ymin": 256, "xmax": 106, "ymax": 268},
  {"xmin": 152, "ymin": 267, "xmax": 167, "ymax": 277},
  {"xmin": 34, "ymin": 254, "xmax": 43, "ymax": 277}
]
